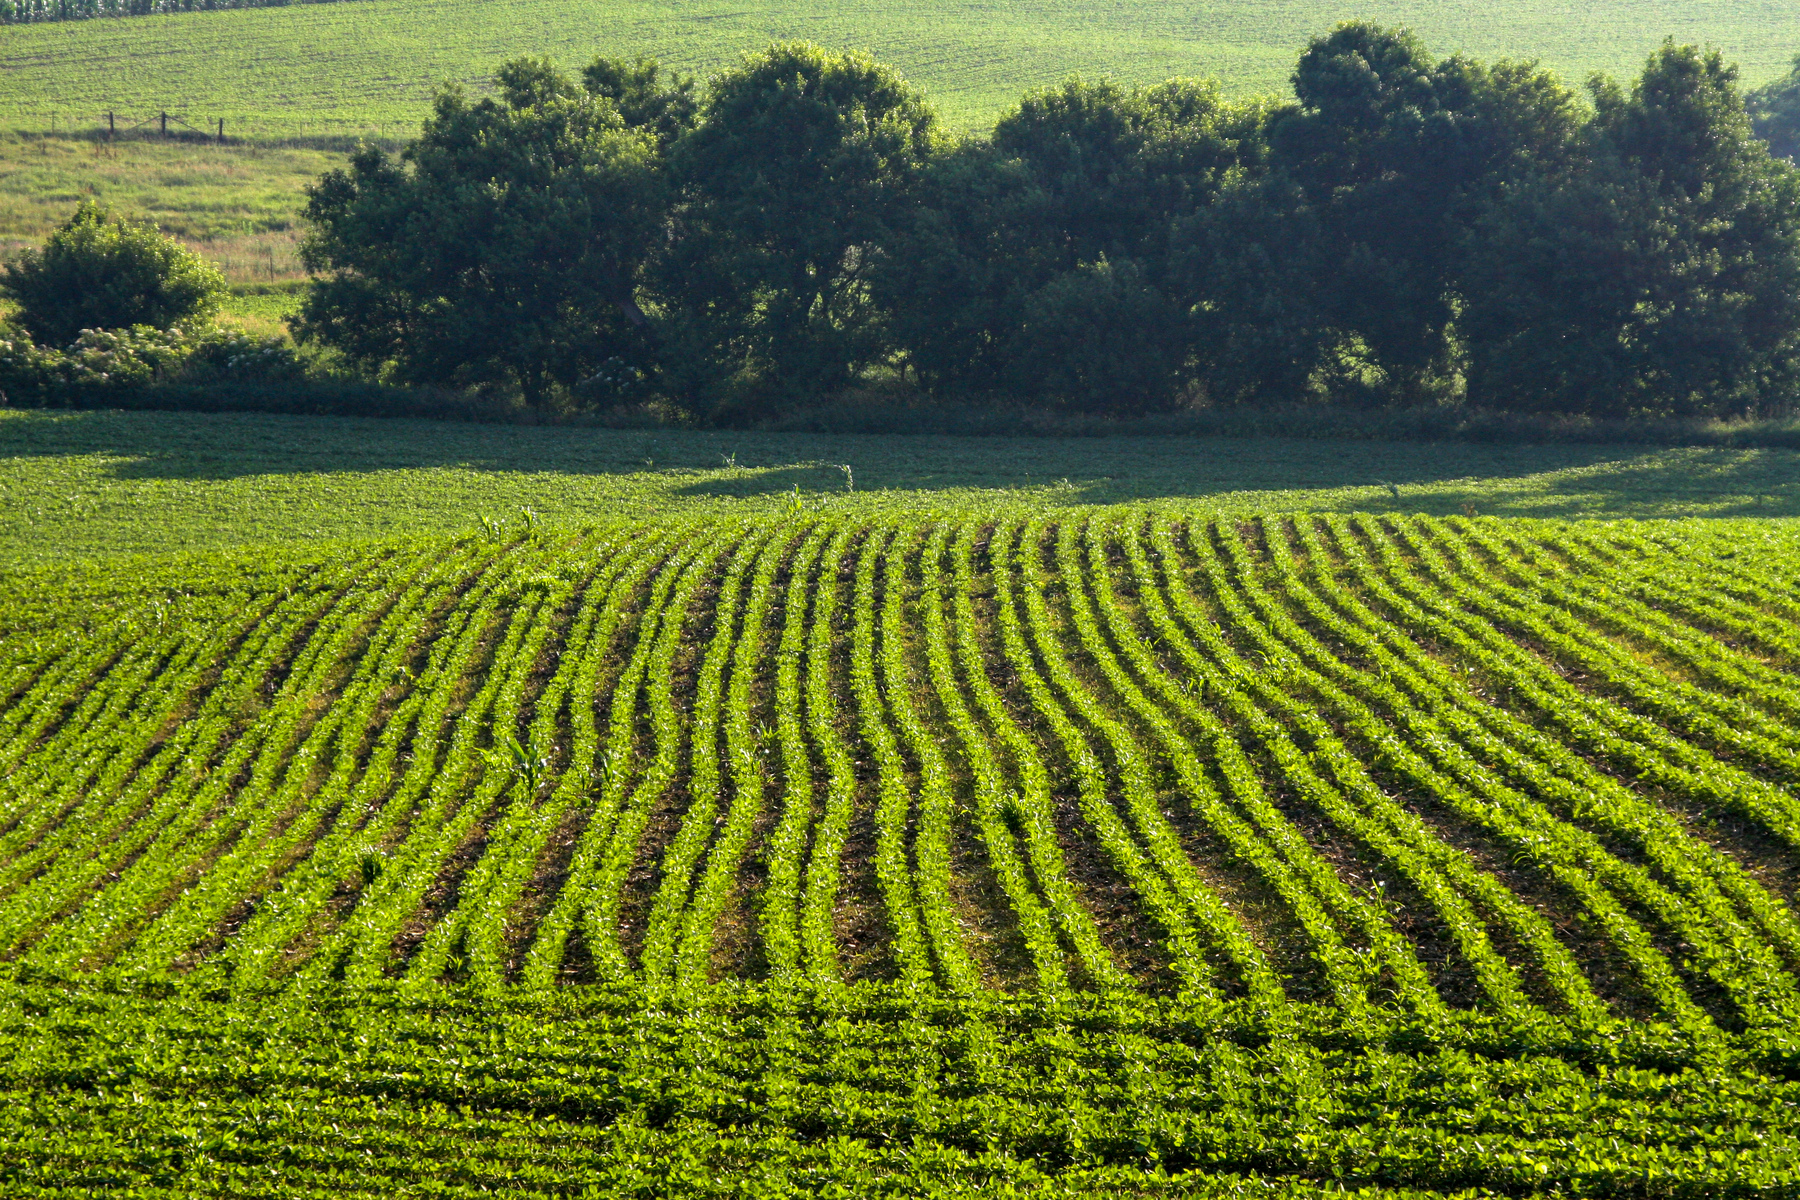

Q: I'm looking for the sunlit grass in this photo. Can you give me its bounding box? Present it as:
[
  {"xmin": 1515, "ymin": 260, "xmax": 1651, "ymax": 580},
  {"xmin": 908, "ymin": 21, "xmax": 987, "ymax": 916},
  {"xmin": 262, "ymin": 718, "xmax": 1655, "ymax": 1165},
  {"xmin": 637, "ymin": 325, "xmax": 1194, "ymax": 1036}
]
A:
[{"xmin": 1, "ymin": 408, "xmax": 1795, "ymax": 564}]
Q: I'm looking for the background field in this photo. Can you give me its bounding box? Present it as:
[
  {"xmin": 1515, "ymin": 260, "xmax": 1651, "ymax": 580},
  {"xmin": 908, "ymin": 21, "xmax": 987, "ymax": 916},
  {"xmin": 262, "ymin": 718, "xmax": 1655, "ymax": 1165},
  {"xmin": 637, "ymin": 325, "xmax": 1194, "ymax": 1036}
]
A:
[
  {"xmin": 3, "ymin": 409, "xmax": 1798, "ymax": 562},
  {"xmin": 0, "ymin": 0, "xmax": 1797, "ymax": 137}
]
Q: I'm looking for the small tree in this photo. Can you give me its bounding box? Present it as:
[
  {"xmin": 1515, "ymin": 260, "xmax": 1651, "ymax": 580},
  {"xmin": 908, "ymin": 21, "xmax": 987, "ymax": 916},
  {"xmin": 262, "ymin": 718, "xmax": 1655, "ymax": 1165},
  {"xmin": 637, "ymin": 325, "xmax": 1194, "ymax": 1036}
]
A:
[{"xmin": 1, "ymin": 203, "xmax": 224, "ymax": 345}]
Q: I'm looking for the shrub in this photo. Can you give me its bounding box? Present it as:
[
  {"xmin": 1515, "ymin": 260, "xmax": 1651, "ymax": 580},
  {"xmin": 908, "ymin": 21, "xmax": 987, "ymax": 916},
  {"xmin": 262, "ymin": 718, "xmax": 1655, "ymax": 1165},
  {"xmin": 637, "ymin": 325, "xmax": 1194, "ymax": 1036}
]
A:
[
  {"xmin": 0, "ymin": 203, "xmax": 226, "ymax": 345},
  {"xmin": 0, "ymin": 323, "xmax": 302, "ymax": 405}
]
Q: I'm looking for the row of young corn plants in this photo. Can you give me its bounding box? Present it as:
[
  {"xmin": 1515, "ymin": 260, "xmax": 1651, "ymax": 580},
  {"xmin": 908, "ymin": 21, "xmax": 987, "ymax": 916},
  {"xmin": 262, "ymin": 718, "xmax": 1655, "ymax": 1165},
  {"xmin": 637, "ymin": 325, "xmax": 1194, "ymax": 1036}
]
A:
[
  {"xmin": 982, "ymin": 518, "xmax": 1219, "ymax": 999},
  {"xmin": 409, "ymin": 530, "xmax": 683, "ymax": 991},
  {"xmin": 0, "ymin": 550, "xmax": 398, "ymax": 961},
  {"xmin": 0, "ymin": 562, "xmax": 353, "ymax": 902},
  {"xmin": 796, "ymin": 525, "xmax": 860, "ymax": 987},
  {"xmin": 651, "ymin": 528, "xmax": 784, "ymax": 993},
  {"xmin": 669, "ymin": 524, "xmax": 791, "ymax": 991},
  {"xmin": 1036, "ymin": 519, "xmax": 1298, "ymax": 1009},
  {"xmin": 456, "ymin": 529, "xmax": 690, "ymax": 990},
  {"xmin": 82, "ymin": 540, "xmax": 501, "ymax": 978},
  {"xmin": 874, "ymin": 522, "xmax": 984, "ymax": 994},
  {"xmin": 845, "ymin": 523, "xmax": 934, "ymax": 989},
  {"xmin": 518, "ymin": 525, "xmax": 729, "ymax": 988},
  {"xmin": 578, "ymin": 524, "xmax": 750, "ymax": 982},
  {"xmin": 1130, "ymin": 518, "xmax": 1546, "ymax": 1020},
  {"xmin": 751, "ymin": 525, "xmax": 830, "ymax": 986},
  {"xmin": 943, "ymin": 523, "xmax": 1126, "ymax": 992},
  {"xmin": 1054, "ymin": 513, "xmax": 1391, "ymax": 1015},
  {"xmin": 588, "ymin": 522, "xmax": 760, "ymax": 991},
  {"xmin": 1423, "ymin": 516, "xmax": 1800, "ymax": 797},
  {"xmin": 1299, "ymin": 515, "xmax": 1800, "ymax": 1035},
  {"xmin": 1381, "ymin": 515, "xmax": 1800, "ymax": 849},
  {"xmin": 1520, "ymin": 523, "xmax": 1800, "ymax": 727},
  {"xmin": 1179, "ymin": 518, "xmax": 1613, "ymax": 1023},
  {"xmin": 917, "ymin": 521, "xmax": 1071, "ymax": 995},
  {"xmin": 221, "ymin": 538, "xmax": 534, "ymax": 990}
]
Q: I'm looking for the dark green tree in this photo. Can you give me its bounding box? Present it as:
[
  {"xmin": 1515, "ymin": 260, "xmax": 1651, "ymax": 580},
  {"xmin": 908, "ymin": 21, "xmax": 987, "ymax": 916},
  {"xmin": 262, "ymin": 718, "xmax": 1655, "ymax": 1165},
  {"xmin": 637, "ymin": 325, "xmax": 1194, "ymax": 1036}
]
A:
[
  {"xmin": 294, "ymin": 58, "xmax": 666, "ymax": 407},
  {"xmin": 1, "ymin": 202, "xmax": 225, "ymax": 345},
  {"xmin": 1265, "ymin": 23, "xmax": 1583, "ymax": 403},
  {"xmin": 1748, "ymin": 54, "xmax": 1800, "ymax": 161},
  {"xmin": 660, "ymin": 42, "xmax": 940, "ymax": 415},
  {"xmin": 1462, "ymin": 42, "xmax": 1800, "ymax": 415},
  {"xmin": 876, "ymin": 78, "xmax": 1260, "ymax": 410}
]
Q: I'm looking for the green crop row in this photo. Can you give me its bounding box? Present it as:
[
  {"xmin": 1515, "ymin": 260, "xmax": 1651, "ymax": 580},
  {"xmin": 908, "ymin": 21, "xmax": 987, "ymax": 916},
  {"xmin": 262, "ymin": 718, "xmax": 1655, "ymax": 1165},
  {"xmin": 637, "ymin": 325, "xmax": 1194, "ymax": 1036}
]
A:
[{"xmin": 4, "ymin": 510, "xmax": 1800, "ymax": 1191}]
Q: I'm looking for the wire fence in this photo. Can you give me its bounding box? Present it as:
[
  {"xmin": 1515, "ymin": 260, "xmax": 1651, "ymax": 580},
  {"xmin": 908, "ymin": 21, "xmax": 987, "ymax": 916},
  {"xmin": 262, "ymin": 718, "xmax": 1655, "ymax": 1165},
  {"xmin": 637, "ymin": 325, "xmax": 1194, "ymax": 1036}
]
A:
[{"xmin": 0, "ymin": 108, "xmax": 408, "ymax": 147}]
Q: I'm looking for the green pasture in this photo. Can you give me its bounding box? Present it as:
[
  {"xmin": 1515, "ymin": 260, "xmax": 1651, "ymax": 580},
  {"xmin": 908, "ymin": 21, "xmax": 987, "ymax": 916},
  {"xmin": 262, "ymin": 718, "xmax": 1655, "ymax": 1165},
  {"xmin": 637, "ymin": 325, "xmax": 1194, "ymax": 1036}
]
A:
[
  {"xmin": 0, "ymin": 0, "xmax": 1796, "ymax": 136},
  {"xmin": 0, "ymin": 408, "xmax": 1794, "ymax": 563}
]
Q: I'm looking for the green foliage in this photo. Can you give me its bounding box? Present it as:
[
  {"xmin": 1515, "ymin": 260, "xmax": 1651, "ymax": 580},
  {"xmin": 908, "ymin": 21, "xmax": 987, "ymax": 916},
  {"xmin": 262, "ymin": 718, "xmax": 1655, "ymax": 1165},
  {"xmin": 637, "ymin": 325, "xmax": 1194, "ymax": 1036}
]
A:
[
  {"xmin": 583, "ymin": 55, "xmax": 699, "ymax": 149},
  {"xmin": 1254, "ymin": 23, "xmax": 1584, "ymax": 404},
  {"xmin": 295, "ymin": 61, "xmax": 667, "ymax": 406},
  {"xmin": 1462, "ymin": 42, "xmax": 1800, "ymax": 416},
  {"xmin": 0, "ymin": 202, "xmax": 225, "ymax": 344},
  {"xmin": 0, "ymin": 322, "xmax": 299, "ymax": 404},
  {"xmin": 279, "ymin": 29, "xmax": 1800, "ymax": 420},
  {"xmin": 877, "ymin": 78, "xmax": 1262, "ymax": 410},
  {"xmin": 660, "ymin": 42, "xmax": 941, "ymax": 415},
  {"xmin": 5, "ymin": 509, "xmax": 1800, "ymax": 1188}
]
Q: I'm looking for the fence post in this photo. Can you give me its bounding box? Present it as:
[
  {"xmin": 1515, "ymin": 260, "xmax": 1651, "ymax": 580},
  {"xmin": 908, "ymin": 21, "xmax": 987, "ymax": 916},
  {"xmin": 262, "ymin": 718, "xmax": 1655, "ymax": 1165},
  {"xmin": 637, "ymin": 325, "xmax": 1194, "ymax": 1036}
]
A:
[
  {"xmin": 160, "ymin": 111, "xmax": 167, "ymax": 137},
  {"xmin": 107, "ymin": 110, "xmax": 114, "ymax": 140},
  {"xmin": 217, "ymin": 117, "xmax": 224, "ymax": 143}
]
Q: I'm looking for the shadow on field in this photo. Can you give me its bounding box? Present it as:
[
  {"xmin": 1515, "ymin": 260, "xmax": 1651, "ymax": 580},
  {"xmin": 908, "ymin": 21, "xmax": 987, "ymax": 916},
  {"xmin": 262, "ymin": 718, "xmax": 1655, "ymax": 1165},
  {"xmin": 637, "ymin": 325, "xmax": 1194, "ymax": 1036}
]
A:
[{"xmin": 4, "ymin": 409, "xmax": 1799, "ymax": 518}]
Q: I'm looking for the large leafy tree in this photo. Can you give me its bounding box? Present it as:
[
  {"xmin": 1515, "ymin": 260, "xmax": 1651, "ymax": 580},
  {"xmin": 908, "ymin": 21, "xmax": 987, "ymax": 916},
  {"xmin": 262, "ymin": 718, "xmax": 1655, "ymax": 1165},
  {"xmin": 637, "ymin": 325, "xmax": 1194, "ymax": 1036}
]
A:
[
  {"xmin": 876, "ymin": 78, "xmax": 1260, "ymax": 411},
  {"xmin": 660, "ymin": 42, "xmax": 940, "ymax": 415},
  {"xmin": 1263, "ymin": 22, "xmax": 1583, "ymax": 403},
  {"xmin": 294, "ymin": 58, "xmax": 666, "ymax": 407},
  {"xmin": 1462, "ymin": 43, "xmax": 1800, "ymax": 415}
]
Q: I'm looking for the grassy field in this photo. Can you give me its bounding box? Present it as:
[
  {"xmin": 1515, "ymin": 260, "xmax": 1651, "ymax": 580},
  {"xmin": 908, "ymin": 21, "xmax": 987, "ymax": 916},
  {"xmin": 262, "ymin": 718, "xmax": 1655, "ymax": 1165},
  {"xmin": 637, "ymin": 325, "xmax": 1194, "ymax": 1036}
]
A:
[
  {"xmin": 3, "ymin": 472, "xmax": 1800, "ymax": 1190},
  {"xmin": 2, "ymin": 409, "xmax": 1799, "ymax": 562},
  {"xmin": 0, "ymin": 132, "xmax": 346, "ymax": 297},
  {"xmin": 0, "ymin": 0, "xmax": 1796, "ymax": 137}
]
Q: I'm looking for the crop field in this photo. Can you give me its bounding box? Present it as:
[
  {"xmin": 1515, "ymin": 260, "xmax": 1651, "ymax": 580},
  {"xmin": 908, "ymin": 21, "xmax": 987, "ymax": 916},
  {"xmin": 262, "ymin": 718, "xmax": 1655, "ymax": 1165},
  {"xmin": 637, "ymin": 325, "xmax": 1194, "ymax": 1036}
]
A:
[
  {"xmin": 4, "ymin": 494, "xmax": 1800, "ymax": 1192},
  {"xmin": 0, "ymin": 0, "xmax": 1796, "ymax": 136}
]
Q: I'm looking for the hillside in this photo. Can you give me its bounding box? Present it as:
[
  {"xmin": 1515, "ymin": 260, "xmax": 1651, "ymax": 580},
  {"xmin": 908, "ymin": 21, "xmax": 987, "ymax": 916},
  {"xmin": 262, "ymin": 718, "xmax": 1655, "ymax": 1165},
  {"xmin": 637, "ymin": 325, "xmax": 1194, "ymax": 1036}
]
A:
[{"xmin": 0, "ymin": 0, "xmax": 1796, "ymax": 134}]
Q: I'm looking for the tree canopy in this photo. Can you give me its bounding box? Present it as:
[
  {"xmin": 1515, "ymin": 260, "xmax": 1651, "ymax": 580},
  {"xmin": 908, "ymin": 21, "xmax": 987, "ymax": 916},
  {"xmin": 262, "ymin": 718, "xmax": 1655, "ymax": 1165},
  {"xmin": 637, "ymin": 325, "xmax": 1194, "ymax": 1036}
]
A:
[{"xmin": 291, "ymin": 28, "xmax": 1800, "ymax": 421}]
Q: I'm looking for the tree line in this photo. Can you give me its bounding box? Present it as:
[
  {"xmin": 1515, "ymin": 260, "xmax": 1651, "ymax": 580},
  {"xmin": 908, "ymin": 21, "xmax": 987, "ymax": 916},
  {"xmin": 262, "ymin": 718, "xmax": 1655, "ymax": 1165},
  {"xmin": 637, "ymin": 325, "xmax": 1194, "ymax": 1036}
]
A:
[
  {"xmin": 3, "ymin": 25, "xmax": 1798, "ymax": 424},
  {"xmin": 286, "ymin": 26, "xmax": 1800, "ymax": 422}
]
